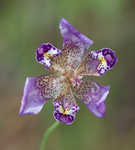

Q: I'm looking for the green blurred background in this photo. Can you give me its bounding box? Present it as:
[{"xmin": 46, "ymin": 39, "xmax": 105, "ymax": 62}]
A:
[{"xmin": 0, "ymin": 0, "xmax": 135, "ymax": 150}]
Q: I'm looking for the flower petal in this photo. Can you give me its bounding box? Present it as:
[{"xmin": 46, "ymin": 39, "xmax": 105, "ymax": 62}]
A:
[
  {"xmin": 19, "ymin": 75, "xmax": 66, "ymax": 115},
  {"xmin": 74, "ymin": 77, "xmax": 110, "ymax": 117},
  {"xmin": 53, "ymin": 88, "xmax": 79, "ymax": 125},
  {"xmin": 88, "ymin": 102, "xmax": 106, "ymax": 118},
  {"xmin": 36, "ymin": 43, "xmax": 62, "ymax": 70},
  {"xmin": 19, "ymin": 77, "xmax": 45, "ymax": 115},
  {"xmin": 59, "ymin": 18, "xmax": 93, "ymax": 70},
  {"xmin": 77, "ymin": 48, "xmax": 117, "ymax": 76}
]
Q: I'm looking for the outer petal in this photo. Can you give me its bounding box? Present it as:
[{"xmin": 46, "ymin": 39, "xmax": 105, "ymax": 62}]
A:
[
  {"xmin": 53, "ymin": 88, "xmax": 79, "ymax": 125},
  {"xmin": 88, "ymin": 102, "xmax": 106, "ymax": 118},
  {"xmin": 19, "ymin": 75, "xmax": 66, "ymax": 115},
  {"xmin": 19, "ymin": 77, "xmax": 45, "ymax": 115},
  {"xmin": 59, "ymin": 18, "xmax": 93, "ymax": 70},
  {"xmin": 36, "ymin": 43, "xmax": 62, "ymax": 70},
  {"xmin": 74, "ymin": 77, "xmax": 110, "ymax": 117},
  {"xmin": 77, "ymin": 48, "xmax": 117, "ymax": 76}
]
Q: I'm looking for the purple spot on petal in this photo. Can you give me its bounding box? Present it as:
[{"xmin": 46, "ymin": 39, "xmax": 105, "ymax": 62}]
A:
[
  {"xmin": 38, "ymin": 48, "xmax": 44, "ymax": 54},
  {"xmin": 35, "ymin": 43, "xmax": 61, "ymax": 69},
  {"xmin": 40, "ymin": 43, "xmax": 52, "ymax": 52},
  {"xmin": 54, "ymin": 112, "xmax": 74, "ymax": 125},
  {"xmin": 102, "ymin": 48, "xmax": 117, "ymax": 68},
  {"xmin": 54, "ymin": 112, "xmax": 61, "ymax": 120}
]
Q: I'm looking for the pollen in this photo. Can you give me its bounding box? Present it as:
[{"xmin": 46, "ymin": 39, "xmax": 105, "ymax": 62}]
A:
[
  {"xmin": 98, "ymin": 55, "xmax": 106, "ymax": 64},
  {"xmin": 44, "ymin": 53, "xmax": 51, "ymax": 59},
  {"xmin": 97, "ymin": 54, "xmax": 107, "ymax": 70},
  {"xmin": 59, "ymin": 106, "xmax": 69, "ymax": 115}
]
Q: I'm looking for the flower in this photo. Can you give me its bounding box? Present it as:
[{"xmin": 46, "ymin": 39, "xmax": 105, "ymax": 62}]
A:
[{"xmin": 19, "ymin": 18, "xmax": 117, "ymax": 125}]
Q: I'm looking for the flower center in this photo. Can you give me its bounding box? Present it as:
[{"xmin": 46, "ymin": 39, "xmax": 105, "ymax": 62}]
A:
[{"xmin": 65, "ymin": 70, "xmax": 82, "ymax": 87}]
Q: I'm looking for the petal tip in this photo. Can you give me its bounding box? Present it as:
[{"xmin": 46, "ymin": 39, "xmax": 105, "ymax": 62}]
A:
[
  {"xmin": 60, "ymin": 18, "xmax": 68, "ymax": 24},
  {"xmin": 88, "ymin": 102, "xmax": 106, "ymax": 118},
  {"xmin": 59, "ymin": 18, "xmax": 93, "ymax": 50},
  {"xmin": 19, "ymin": 110, "xmax": 24, "ymax": 116},
  {"xmin": 102, "ymin": 48, "xmax": 117, "ymax": 67}
]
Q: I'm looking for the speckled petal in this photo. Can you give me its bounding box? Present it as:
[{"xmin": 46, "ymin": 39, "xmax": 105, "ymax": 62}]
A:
[
  {"xmin": 74, "ymin": 77, "xmax": 110, "ymax": 117},
  {"xmin": 19, "ymin": 75, "xmax": 66, "ymax": 116},
  {"xmin": 36, "ymin": 43, "xmax": 61, "ymax": 70},
  {"xmin": 77, "ymin": 48, "xmax": 117, "ymax": 76},
  {"xmin": 53, "ymin": 89, "xmax": 79, "ymax": 125},
  {"xmin": 59, "ymin": 18, "xmax": 93, "ymax": 70}
]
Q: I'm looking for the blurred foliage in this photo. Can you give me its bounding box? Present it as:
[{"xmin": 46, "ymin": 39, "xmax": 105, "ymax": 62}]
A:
[{"xmin": 0, "ymin": 0, "xmax": 135, "ymax": 150}]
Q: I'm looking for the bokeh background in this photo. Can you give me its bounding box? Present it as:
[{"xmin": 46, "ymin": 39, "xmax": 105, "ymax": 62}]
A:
[{"xmin": 0, "ymin": 0, "xmax": 135, "ymax": 150}]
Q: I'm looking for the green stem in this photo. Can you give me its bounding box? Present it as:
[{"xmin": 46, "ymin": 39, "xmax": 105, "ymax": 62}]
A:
[{"xmin": 40, "ymin": 121, "xmax": 60, "ymax": 150}]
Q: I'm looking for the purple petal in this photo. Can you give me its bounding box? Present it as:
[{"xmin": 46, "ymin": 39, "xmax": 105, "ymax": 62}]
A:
[
  {"xmin": 19, "ymin": 75, "xmax": 66, "ymax": 116},
  {"xmin": 59, "ymin": 18, "xmax": 93, "ymax": 70},
  {"xmin": 19, "ymin": 77, "xmax": 46, "ymax": 115},
  {"xmin": 88, "ymin": 102, "xmax": 106, "ymax": 118},
  {"xmin": 77, "ymin": 48, "xmax": 117, "ymax": 76},
  {"xmin": 53, "ymin": 89, "xmax": 79, "ymax": 125},
  {"xmin": 36, "ymin": 43, "xmax": 61, "ymax": 69},
  {"xmin": 60, "ymin": 18, "xmax": 93, "ymax": 49},
  {"xmin": 74, "ymin": 78, "xmax": 110, "ymax": 117}
]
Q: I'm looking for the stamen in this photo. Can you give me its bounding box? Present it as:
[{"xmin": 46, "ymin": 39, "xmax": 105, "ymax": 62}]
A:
[
  {"xmin": 43, "ymin": 53, "xmax": 51, "ymax": 59},
  {"xmin": 97, "ymin": 54, "xmax": 107, "ymax": 71},
  {"xmin": 58, "ymin": 106, "xmax": 70, "ymax": 115}
]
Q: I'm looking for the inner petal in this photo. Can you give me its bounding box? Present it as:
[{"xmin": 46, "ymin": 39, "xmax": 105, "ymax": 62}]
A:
[
  {"xmin": 53, "ymin": 88, "xmax": 79, "ymax": 125},
  {"xmin": 36, "ymin": 43, "xmax": 62, "ymax": 70},
  {"xmin": 77, "ymin": 48, "xmax": 117, "ymax": 76}
]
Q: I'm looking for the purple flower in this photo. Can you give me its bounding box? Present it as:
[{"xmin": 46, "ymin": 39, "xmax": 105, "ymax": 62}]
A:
[{"xmin": 19, "ymin": 18, "xmax": 117, "ymax": 125}]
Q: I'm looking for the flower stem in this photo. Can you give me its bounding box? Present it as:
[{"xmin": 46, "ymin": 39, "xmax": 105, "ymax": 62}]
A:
[{"xmin": 40, "ymin": 121, "xmax": 60, "ymax": 150}]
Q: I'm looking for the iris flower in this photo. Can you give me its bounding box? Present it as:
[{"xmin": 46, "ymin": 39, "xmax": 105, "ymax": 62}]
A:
[{"xmin": 19, "ymin": 18, "xmax": 117, "ymax": 125}]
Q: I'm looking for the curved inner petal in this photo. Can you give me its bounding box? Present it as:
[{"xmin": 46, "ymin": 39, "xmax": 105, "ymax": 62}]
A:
[
  {"xmin": 77, "ymin": 48, "xmax": 117, "ymax": 76},
  {"xmin": 53, "ymin": 88, "xmax": 79, "ymax": 125},
  {"xmin": 19, "ymin": 75, "xmax": 67, "ymax": 116},
  {"xmin": 59, "ymin": 18, "xmax": 93, "ymax": 71},
  {"xmin": 73, "ymin": 77, "xmax": 110, "ymax": 117},
  {"xmin": 36, "ymin": 43, "xmax": 62, "ymax": 70}
]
